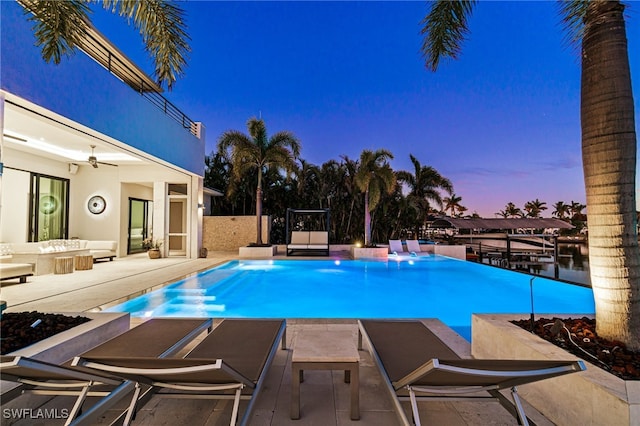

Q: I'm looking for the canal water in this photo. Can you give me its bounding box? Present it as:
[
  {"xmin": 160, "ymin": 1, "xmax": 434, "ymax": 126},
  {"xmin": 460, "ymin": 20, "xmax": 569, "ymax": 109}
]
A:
[{"xmin": 517, "ymin": 243, "xmax": 590, "ymax": 286}]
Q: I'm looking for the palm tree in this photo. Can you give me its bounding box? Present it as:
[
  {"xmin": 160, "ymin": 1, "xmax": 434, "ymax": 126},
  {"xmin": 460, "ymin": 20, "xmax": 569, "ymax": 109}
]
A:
[
  {"xmin": 218, "ymin": 118, "xmax": 301, "ymax": 246},
  {"xmin": 524, "ymin": 198, "xmax": 548, "ymax": 218},
  {"xmin": 339, "ymin": 155, "xmax": 361, "ymax": 242},
  {"xmin": 397, "ymin": 154, "xmax": 453, "ymax": 230},
  {"xmin": 443, "ymin": 193, "xmax": 463, "ymax": 217},
  {"xmin": 495, "ymin": 209, "xmax": 509, "ymax": 218},
  {"xmin": 552, "ymin": 201, "xmax": 571, "ymax": 220},
  {"xmin": 19, "ymin": 0, "xmax": 190, "ymax": 90},
  {"xmin": 354, "ymin": 149, "xmax": 395, "ymax": 246},
  {"xmin": 421, "ymin": 0, "xmax": 640, "ymax": 349},
  {"xmin": 569, "ymin": 200, "xmax": 586, "ymax": 219},
  {"xmin": 295, "ymin": 159, "xmax": 321, "ymax": 207},
  {"xmin": 502, "ymin": 202, "xmax": 523, "ymax": 218}
]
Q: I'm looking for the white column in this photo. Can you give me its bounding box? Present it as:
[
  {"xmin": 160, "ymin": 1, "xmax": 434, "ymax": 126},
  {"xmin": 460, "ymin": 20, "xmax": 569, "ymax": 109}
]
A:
[
  {"xmin": 153, "ymin": 181, "xmax": 167, "ymax": 257},
  {"xmin": 191, "ymin": 175, "xmax": 204, "ymax": 258}
]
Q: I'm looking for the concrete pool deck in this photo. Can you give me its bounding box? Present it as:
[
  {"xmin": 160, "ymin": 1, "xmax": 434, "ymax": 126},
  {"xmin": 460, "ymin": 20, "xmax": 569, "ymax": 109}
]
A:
[{"xmin": 1, "ymin": 251, "xmax": 553, "ymax": 425}]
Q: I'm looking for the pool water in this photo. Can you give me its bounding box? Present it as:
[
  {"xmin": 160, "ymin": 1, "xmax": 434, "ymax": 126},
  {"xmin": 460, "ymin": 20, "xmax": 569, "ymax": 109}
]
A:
[{"xmin": 104, "ymin": 257, "xmax": 595, "ymax": 340}]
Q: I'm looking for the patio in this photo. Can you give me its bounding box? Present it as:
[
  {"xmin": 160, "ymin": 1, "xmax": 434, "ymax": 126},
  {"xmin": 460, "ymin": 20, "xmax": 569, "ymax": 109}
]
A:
[{"xmin": 0, "ymin": 252, "xmax": 553, "ymax": 425}]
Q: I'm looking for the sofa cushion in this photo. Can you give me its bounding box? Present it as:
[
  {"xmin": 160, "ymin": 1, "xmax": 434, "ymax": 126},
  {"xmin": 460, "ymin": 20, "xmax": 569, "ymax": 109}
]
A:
[
  {"xmin": 289, "ymin": 232, "xmax": 310, "ymax": 245},
  {"xmin": 308, "ymin": 232, "xmax": 328, "ymax": 245},
  {"xmin": 0, "ymin": 263, "xmax": 33, "ymax": 280}
]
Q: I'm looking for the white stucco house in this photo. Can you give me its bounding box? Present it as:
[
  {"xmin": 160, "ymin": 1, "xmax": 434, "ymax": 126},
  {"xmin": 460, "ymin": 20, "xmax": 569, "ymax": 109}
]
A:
[{"xmin": 0, "ymin": 1, "xmax": 206, "ymax": 260}]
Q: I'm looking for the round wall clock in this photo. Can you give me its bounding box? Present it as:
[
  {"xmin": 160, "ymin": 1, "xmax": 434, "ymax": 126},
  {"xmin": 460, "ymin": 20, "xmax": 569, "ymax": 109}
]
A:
[{"xmin": 88, "ymin": 195, "xmax": 106, "ymax": 215}]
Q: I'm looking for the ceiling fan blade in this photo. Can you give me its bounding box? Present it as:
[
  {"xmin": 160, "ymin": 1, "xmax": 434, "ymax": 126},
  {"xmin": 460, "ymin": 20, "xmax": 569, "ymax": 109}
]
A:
[{"xmin": 98, "ymin": 161, "xmax": 118, "ymax": 167}]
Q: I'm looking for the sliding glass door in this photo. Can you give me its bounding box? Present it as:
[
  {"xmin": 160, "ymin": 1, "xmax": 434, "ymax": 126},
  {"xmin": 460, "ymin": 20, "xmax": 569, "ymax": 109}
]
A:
[
  {"xmin": 29, "ymin": 173, "xmax": 70, "ymax": 241},
  {"xmin": 128, "ymin": 198, "xmax": 152, "ymax": 254}
]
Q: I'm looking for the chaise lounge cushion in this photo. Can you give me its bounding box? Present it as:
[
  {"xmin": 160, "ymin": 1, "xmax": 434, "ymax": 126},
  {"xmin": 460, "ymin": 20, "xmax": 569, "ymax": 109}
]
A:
[
  {"xmin": 0, "ymin": 263, "xmax": 34, "ymax": 283},
  {"xmin": 86, "ymin": 241, "xmax": 117, "ymax": 261},
  {"xmin": 288, "ymin": 232, "xmax": 310, "ymax": 250}
]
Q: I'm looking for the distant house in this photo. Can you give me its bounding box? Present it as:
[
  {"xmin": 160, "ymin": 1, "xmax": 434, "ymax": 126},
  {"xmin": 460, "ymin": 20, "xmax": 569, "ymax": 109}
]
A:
[{"xmin": 0, "ymin": 1, "xmax": 206, "ymax": 259}]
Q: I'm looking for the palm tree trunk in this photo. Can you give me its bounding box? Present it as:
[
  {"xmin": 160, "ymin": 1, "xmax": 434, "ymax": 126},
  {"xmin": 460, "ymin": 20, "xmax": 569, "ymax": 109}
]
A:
[
  {"xmin": 346, "ymin": 197, "xmax": 355, "ymax": 242},
  {"xmin": 364, "ymin": 190, "xmax": 371, "ymax": 246},
  {"xmin": 256, "ymin": 169, "xmax": 263, "ymax": 245},
  {"xmin": 582, "ymin": 1, "xmax": 640, "ymax": 350}
]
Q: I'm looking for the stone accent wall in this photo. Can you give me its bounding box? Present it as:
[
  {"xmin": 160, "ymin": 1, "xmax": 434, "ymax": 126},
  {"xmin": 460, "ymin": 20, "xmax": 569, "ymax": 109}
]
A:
[{"xmin": 203, "ymin": 216, "xmax": 270, "ymax": 251}]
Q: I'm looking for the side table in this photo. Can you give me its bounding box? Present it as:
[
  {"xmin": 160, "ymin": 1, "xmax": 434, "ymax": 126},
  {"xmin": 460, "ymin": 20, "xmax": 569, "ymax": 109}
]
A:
[
  {"xmin": 74, "ymin": 254, "xmax": 94, "ymax": 271},
  {"xmin": 54, "ymin": 256, "xmax": 74, "ymax": 274},
  {"xmin": 291, "ymin": 329, "xmax": 360, "ymax": 420}
]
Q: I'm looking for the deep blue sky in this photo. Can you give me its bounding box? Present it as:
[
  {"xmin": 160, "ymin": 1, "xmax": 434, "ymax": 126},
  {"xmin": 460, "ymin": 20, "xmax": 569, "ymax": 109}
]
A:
[{"xmin": 92, "ymin": 1, "xmax": 639, "ymax": 217}]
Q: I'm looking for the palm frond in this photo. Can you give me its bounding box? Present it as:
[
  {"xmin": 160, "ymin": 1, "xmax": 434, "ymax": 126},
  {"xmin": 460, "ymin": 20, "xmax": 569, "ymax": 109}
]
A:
[
  {"xmin": 101, "ymin": 0, "xmax": 190, "ymax": 90},
  {"xmin": 395, "ymin": 170, "xmax": 416, "ymax": 188},
  {"xmin": 269, "ymin": 131, "xmax": 302, "ymax": 158},
  {"xmin": 21, "ymin": 0, "xmax": 91, "ymax": 64},
  {"xmin": 247, "ymin": 118, "xmax": 268, "ymax": 146},
  {"xmin": 557, "ymin": 0, "xmax": 589, "ymax": 50},
  {"xmin": 217, "ymin": 130, "xmax": 252, "ymax": 155},
  {"xmin": 420, "ymin": 0, "xmax": 477, "ymax": 71}
]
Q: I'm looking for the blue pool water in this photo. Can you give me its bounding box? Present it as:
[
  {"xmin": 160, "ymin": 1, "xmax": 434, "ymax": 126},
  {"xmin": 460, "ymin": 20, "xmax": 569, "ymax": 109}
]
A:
[{"xmin": 104, "ymin": 257, "xmax": 595, "ymax": 340}]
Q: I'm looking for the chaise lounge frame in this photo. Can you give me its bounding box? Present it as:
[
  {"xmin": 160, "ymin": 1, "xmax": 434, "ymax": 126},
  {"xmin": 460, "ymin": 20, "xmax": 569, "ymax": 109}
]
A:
[
  {"xmin": 73, "ymin": 319, "xmax": 287, "ymax": 426},
  {"xmin": 1, "ymin": 318, "xmax": 213, "ymax": 426},
  {"xmin": 357, "ymin": 319, "xmax": 586, "ymax": 426},
  {"xmin": 0, "ymin": 355, "xmax": 125, "ymax": 426}
]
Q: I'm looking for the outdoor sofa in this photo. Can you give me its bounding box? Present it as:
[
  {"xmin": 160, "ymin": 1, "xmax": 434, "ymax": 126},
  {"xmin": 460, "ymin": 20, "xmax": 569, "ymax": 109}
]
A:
[
  {"xmin": 0, "ymin": 262, "xmax": 34, "ymax": 283},
  {"xmin": 7, "ymin": 240, "xmax": 117, "ymax": 262},
  {"xmin": 0, "ymin": 240, "xmax": 117, "ymax": 275}
]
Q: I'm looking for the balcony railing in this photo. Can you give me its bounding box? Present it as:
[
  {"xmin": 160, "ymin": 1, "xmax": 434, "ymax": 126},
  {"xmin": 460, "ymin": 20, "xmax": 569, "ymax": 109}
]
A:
[
  {"xmin": 78, "ymin": 28, "xmax": 199, "ymax": 138},
  {"xmin": 18, "ymin": 0, "xmax": 199, "ymax": 138}
]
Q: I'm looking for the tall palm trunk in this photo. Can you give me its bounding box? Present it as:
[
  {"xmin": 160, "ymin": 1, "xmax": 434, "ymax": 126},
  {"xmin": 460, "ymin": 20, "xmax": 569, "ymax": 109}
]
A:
[
  {"xmin": 582, "ymin": 1, "xmax": 640, "ymax": 349},
  {"xmin": 364, "ymin": 190, "xmax": 371, "ymax": 246},
  {"xmin": 346, "ymin": 197, "xmax": 356, "ymax": 242},
  {"xmin": 255, "ymin": 168, "xmax": 263, "ymax": 245}
]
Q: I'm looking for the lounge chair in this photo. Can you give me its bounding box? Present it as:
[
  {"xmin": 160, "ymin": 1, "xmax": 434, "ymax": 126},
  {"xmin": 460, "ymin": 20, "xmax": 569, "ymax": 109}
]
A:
[
  {"xmin": 405, "ymin": 240, "xmax": 430, "ymax": 256},
  {"xmin": 388, "ymin": 240, "xmax": 406, "ymax": 255},
  {"xmin": 73, "ymin": 319, "xmax": 287, "ymax": 426},
  {"xmin": 1, "ymin": 355, "xmax": 125, "ymax": 426},
  {"xmin": 1, "ymin": 318, "xmax": 212, "ymax": 425},
  {"xmin": 357, "ymin": 319, "xmax": 586, "ymax": 426}
]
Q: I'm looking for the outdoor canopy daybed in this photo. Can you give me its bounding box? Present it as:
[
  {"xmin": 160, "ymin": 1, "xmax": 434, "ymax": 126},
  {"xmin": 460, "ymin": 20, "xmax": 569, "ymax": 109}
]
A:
[
  {"xmin": 357, "ymin": 319, "xmax": 586, "ymax": 426},
  {"xmin": 285, "ymin": 208, "xmax": 330, "ymax": 256}
]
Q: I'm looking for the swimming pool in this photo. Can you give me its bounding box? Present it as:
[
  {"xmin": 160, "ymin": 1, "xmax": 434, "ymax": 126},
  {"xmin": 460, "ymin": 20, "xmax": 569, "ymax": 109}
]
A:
[{"xmin": 104, "ymin": 257, "xmax": 595, "ymax": 340}]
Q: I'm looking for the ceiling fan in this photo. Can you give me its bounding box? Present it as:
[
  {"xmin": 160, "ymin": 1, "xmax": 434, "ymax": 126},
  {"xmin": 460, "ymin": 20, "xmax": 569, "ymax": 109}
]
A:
[{"xmin": 87, "ymin": 145, "xmax": 117, "ymax": 168}]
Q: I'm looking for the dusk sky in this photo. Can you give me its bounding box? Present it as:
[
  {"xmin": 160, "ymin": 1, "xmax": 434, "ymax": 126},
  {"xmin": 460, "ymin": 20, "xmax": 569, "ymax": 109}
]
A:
[{"xmin": 91, "ymin": 1, "xmax": 639, "ymax": 217}]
